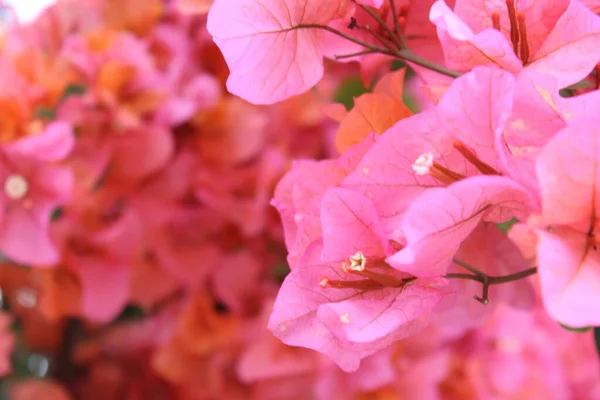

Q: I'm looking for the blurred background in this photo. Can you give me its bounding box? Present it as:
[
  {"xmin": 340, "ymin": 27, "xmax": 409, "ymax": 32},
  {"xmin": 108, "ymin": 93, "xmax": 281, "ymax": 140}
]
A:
[{"xmin": 0, "ymin": 1, "xmax": 597, "ymax": 400}]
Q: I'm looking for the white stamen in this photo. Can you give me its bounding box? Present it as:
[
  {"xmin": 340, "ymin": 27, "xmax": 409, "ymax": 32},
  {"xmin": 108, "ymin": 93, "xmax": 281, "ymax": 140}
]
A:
[
  {"xmin": 16, "ymin": 287, "xmax": 37, "ymax": 308},
  {"xmin": 340, "ymin": 312, "xmax": 350, "ymax": 324},
  {"xmin": 5, "ymin": 174, "xmax": 29, "ymax": 200},
  {"xmin": 412, "ymin": 152, "xmax": 434, "ymax": 175},
  {"xmin": 348, "ymin": 251, "xmax": 367, "ymax": 271}
]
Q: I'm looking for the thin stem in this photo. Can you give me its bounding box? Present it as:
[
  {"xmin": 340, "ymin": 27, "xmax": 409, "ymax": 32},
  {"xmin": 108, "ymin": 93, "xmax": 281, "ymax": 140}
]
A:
[
  {"xmin": 388, "ymin": 0, "xmax": 408, "ymax": 49},
  {"xmin": 299, "ymin": 24, "xmax": 397, "ymax": 57},
  {"xmin": 488, "ymin": 267, "xmax": 538, "ymax": 284},
  {"xmin": 443, "ymin": 273, "xmax": 481, "ymax": 282},
  {"xmin": 398, "ymin": 49, "xmax": 462, "ymax": 78},
  {"xmin": 452, "ymin": 257, "xmax": 486, "ymax": 278},
  {"xmin": 353, "ymin": 0, "xmax": 403, "ymax": 51},
  {"xmin": 363, "ymin": 24, "xmax": 394, "ymax": 50},
  {"xmin": 334, "ymin": 49, "xmax": 379, "ymax": 60},
  {"xmin": 302, "ymin": 24, "xmax": 462, "ymax": 79},
  {"xmin": 447, "ymin": 257, "xmax": 537, "ymax": 305}
]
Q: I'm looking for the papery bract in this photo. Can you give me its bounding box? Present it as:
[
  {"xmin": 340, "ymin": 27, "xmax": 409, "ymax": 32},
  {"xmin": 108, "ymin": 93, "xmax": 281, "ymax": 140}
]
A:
[
  {"xmin": 433, "ymin": 224, "xmax": 535, "ymax": 337},
  {"xmin": 272, "ymin": 134, "xmax": 378, "ymax": 267},
  {"xmin": 437, "ymin": 66, "xmax": 515, "ymax": 170},
  {"xmin": 529, "ymin": 120, "xmax": 600, "ymax": 327},
  {"xmin": 432, "ymin": 0, "xmax": 600, "ymax": 87},
  {"xmin": 387, "ymin": 175, "xmax": 537, "ymax": 277},
  {"xmin": 207, "ymin": 0, "xmax": 350, "ymax": 104},
  {"xmin": 0, "ymin": 121, "xmax": 74, "ymax": 266},
  {"xmin": 320, "ymin": 187, "xmax": 392, "ymax": 263},
  {"xmin": 268, "ymin": 242, "xmax": 448, "ymax": 372}
]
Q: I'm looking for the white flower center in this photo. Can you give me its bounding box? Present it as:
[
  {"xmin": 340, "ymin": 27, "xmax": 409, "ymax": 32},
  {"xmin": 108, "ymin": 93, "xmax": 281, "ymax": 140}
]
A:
[
  {"xmin": 4, "ymin": 174, "xmax": 29, "ymax": 200},
  {"xmin": 412, "ymin": 152, "xmax": 435, "ymax": 175},
  {"xmin": 16, "ymin": 287, "xmax": 37, "ymax": 308},
  {"xmin": 348, "ymin": 251, "xmax": 367, "ymax": 271}
]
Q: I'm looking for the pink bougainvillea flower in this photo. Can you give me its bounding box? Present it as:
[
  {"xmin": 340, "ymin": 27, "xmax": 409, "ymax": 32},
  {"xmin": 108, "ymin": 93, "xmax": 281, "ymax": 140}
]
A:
[
  {"xmin": 207, "ymin": 0, "xmax": 351, "ymax": 104},
  {"xmin": 431, "ymin": 0, "xmax": 600, "ymax": 87},
  {"xmin": 454, "ymin": 305, "xmax": 570, "ymax": 399},
  {"xmin": 315, "ymin": 349, "xmax": 397, "ymax": 399},
  {"xmin": 433, "ymin": 224, "xmax": 535, "ymax": 337},
  {"xmin": 495, "ymin": 70, "xmax": 568, "ymax": 194},
  {"xmin": 146, "ymin": 206, "xmax": 222, "ymax": 290},
  {"xmin": 238, "ymin": 299, "xmax": 318, "ymax": 383},
  {"xmin": 269, "ymin": 240, "xmax": 448, "ymax": 372},
  {"xmin": 156, "ymin": 73, "xmax": 222, "ymax": 127},
  {"xmin": 0, "ymin": 121, "xmax": 74, "ymax": 266},
  {"xmin": 269, "ymin": 186, "xmax": 449, "ymax": 371},
  {"xmin": 195, "ymin": 148, "xmax": 287, "ymax": 237},
  {"xmin": 213, "ymin": 250, "xmax": 264, "ymax": 315},
  {"xmin": 436, "ymin": 66, "xmax": 515, "ymax": 170},
  {"xmin": 387, "ymin": 175, "xmax": 537, "ymax": 277},
  {"xmin": 316, "ymin": 334, "xmax": 452, "ymax": 400},
  {"xmin": 342, "ymin": 108, "xmax": 495, "ymax": 235},
  {"xmin": 108, "ymin": 124, "xmax": 174, "ymax": 184},
  {"xmin": 50, "ymin": 196, "xmax": 143, "ymax": 322},
  {"xmin": 447, "ymin": 67, "xmax": 599, "ymax": 196},
  {"xmin": 272, "ymin": 134, "xmax": 378, "ymax": 267},
  {"xmin": 61, "ymin": 30, "xmax": 165, "ymax": 129},
  {"xmin": 527, "ymin": 120, "xmax": 600, "ymax": 327}
]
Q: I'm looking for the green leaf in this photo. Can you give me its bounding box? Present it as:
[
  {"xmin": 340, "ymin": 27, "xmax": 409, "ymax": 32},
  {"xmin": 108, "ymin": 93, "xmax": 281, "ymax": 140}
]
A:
[
  {"xmin": 497, "ymin": 218, "xmax": 519, "ymax": 233},
  {"xmin": 114, "ymin": 305, "xmax": 145, "ymax": 322},
  {"xmin": 333, "ymin": 77, "xmax": 371, "ymax": 110},
  {"xmin": 390, "ymin": 60, "xmax": 406, "ymax": 71},
  {"xmin": 559, "ymin": 322, "xmax": 592, "ymax": 333},
  {"xmin": 60, "ymin": 83, "xmax": 87, "ymax": 101},
  {"xmin": 272, "ymin": 262, "xmax": 290, "ymax": 283},
  {"xmin": 594, "ymin": 327, "xmax": 600, "ymax": 354},
  {"xmin": 34, "ymin": 107, "xmax": 56, "ymax": 120},
  {"xmin": 51, "ymin": 207, "xmax": 64, "ymax": 221}
]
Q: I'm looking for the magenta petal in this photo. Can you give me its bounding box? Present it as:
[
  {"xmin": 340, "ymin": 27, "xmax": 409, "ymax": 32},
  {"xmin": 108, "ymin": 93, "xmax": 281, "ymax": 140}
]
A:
[
  {"xmin": 528, "ymin": 0, "xmax": 600, "ymax": 87},
  {"xmin": 0, "ymin": 205, "xmax": 59, "ymax": 267},
  {"xmin": 207, "ymin": 0, "xmax": 348, "ymax": 104},
  {"xmin": 32, "ymin": 165, "xmax": 74, "ymax": 204},
  {"xmin": 535, "ymin": 120, "xmax": 600, "ymax": 227},
  {"xmin": 111, "ymin": 126, "xmax": 175, "ymax": 182},
  {"xmin": 387, "ymin": 176, "xmax": 537, "ymax": 277},
  {"xmin": 3, "ymin": 121, "xmax": 74, "ymax": 162},
  {"xmin": 320, "ymin": 187, "xmax": 389, "ymax": 263},
  {"xmin": 430, "ymin": 1, "xmax": 522, "ymax": 72},
  {"xmin": 437, "ymin": 66, "xmax": 516, "ymax": 169},
  {"xmin": 317, "ymin": 280, "xmax": 447, "ymax": 343},
  {"xmin": 536, "ymin": 229, "xmax": 600, "ymax": 327},
  {"xmin": 342, "ymin": 111, "xmax": 462, "ymax": 234},
  {"xmin": 78, "ymin": 259, "xmax": 131, "ymax": 322},
  {"xmin": 269, "ymin": 242, "xmax": 422, "ymax": 372}
]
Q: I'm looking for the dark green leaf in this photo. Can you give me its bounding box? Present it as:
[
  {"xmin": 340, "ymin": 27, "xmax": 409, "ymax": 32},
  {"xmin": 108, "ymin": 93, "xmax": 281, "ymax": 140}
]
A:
[
  {"xmin": 51, "ymin": 207, "xmax": 64, "ymax": 221},
  {"xmin": 34, "ymin": 107, "xmax": 56, "ymax": 120},
  {"xmin": 333, "ymin": 77, "xmax": 371, "ymax": 110},
  {"xmin": 559, "ymin": 322, "xmax": 592, "ymax": 333},
  {"xmin": 497, "ymin": 218, "xmax": 519, "ymax": 233},
  {"xmin": 60, "ymin": 83, "xmax": 87, "ymax": 101},
  {"xmin": 272, "ymin": 262, "xmax": 290, "ymax": 283}
]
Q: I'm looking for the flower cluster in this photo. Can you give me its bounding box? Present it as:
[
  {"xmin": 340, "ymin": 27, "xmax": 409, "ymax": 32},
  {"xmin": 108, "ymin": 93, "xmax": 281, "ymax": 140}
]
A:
[
  {"xmin": 0, "ymin": 0, "xmax": 599, "ymax": 398},
  {"xmin": 208, "ymin": 0, "xmax": 600, "ymax": 392}
]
